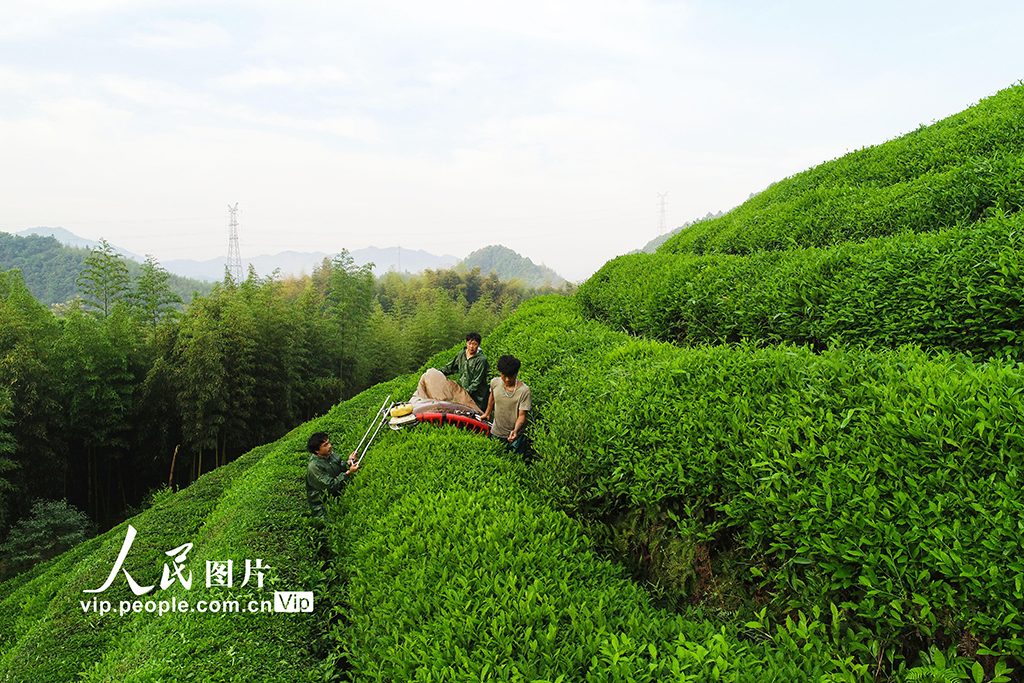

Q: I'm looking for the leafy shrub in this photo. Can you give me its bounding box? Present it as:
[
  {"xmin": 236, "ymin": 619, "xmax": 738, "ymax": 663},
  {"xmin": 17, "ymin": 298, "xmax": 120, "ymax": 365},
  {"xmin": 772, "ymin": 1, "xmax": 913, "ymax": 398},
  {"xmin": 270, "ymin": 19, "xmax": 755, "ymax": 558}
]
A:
[
  {"xmin": 0, "ymin": 499, "xmax": 95, "ymax": 580},
  {"xmin": 577, "ymin": 211, "xmax": 1024, "ymax": 360},
  {"xmin": 327, "ymin": 427, "xmax": 868, "ymax": 681},
  {"xmin": 482, "ymin": 297, "xmax": 1024, "ymax": 674}
]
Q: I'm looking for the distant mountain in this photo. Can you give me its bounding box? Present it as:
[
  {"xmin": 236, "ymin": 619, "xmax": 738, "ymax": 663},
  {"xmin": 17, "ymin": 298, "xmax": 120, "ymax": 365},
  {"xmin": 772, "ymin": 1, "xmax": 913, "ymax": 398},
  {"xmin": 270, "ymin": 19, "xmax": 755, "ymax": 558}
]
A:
[
  {"xmin": 163, "ymin": 246, "xmax": 460, "ymax": 281},
  {"xmin": 352, "ymin": 247, "xmax": 459, "ymax": 276},
  {"xmin": 163, "ymin": 251, "xmax": 335, "ymax": 282},
  {"xmin": 16, "ymin": 226, "xmax": 143, "ymax": 261},
  {"xmin": 10, "ymin": 226, "xmax": 554, "ymax": 294},
  {"xmin": 0, "ymin": 231, "xmax": 212, "ymax": 306},
  {"xmin": 458, "ymin": 245, "xmax": 566, "ymax": 288},
  {"xmin": 636, "ymin": 210, "xmax": 726, "ymax": 254}
]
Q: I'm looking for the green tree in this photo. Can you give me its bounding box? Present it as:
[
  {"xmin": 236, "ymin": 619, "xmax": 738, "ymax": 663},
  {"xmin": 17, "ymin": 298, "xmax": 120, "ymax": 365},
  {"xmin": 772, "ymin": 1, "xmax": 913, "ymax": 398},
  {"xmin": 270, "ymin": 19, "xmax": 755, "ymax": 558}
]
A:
[
  {"xmin": 406, "ymin": 287, "xmax": 464, "ymax": 363},
  {"xmin": 0, "ymin": 498, "xmax": 95, "ymax": 580},
  {"xmin": 290, "ymin": 283, "xmax": 340, "ymax": 421},
  {"xmin": 130, "ymin": 255, "xmax": 182, "ymax": 328},
  {"xmin": 221, "ymin": 269, "xmax": 297, "ymax": 460},
  {"xmin": 51, "ymin": 306, "xmax": 137, "ymax": 523},
  {"xmin": 0, "ymin": 388, "xmax": 19, "ymax": 530},
  {"xmin": 464, "ymin": 291, "xmax": 501, "ymax": 339},
  {"xmin": 76, "ymin": 239, "xmax": 131, "ymax": 318},
  {"xmin": 173, "ymin": 295, "xmax": 228, "ymax": 479},
  {"xmin": 323, "ymin": 251, "xmax": 375, "ymax": 399},
  {"xmin": 0, "ymin": 270, "xmax": 63, "ymax": 528},
  {"xmin": 362, "ymin": 299, "xmax": 410, "ymax": 387}
]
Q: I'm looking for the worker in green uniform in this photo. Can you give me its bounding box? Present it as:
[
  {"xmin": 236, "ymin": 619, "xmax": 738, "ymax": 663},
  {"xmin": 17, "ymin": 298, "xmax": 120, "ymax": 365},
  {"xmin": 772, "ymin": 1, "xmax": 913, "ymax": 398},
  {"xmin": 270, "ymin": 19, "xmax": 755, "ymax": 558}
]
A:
[
  {"xmin": 305, "ymin": 431, "xmax": 359, "ymax": 520},
  {"xmin": 439, "ymin": 332, "xmax": 490, "ymax": 411}
]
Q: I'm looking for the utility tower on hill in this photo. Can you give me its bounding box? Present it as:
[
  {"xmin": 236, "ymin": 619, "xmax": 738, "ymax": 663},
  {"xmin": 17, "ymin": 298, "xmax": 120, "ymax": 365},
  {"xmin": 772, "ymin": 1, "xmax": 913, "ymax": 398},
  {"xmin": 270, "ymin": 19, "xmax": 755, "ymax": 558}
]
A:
[
  {"xmin": 657, "ymin": 192, "xmax": 668, "ymax": 235},
  {"xmin": 227, "ymin": 203, "xmax": 242, "ymax": 281}
]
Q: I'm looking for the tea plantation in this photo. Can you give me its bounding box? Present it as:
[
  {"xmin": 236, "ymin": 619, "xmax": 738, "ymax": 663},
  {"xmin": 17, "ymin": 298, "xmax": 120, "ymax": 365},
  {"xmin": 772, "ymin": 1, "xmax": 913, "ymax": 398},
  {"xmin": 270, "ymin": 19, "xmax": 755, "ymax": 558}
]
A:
[{"xmin": 1, "ymin": 83, "xmax": 1023, "ymax": 681}]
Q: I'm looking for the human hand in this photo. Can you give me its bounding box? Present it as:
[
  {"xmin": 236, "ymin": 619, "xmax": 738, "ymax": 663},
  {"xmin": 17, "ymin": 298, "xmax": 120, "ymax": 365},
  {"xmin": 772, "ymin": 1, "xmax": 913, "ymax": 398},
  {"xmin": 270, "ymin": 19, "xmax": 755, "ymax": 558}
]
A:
[{"xmin": 348, "ymin": 461, "xmax": 360, "ymax": 474}]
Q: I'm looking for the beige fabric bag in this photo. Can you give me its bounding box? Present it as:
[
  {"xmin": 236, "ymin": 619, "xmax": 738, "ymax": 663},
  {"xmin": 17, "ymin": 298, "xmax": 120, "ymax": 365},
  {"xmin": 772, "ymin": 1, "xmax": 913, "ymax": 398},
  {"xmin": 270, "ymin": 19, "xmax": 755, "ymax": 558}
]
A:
[{"xmin": 410, "ymin": 368, "xmax": 482, "ymax": 413}]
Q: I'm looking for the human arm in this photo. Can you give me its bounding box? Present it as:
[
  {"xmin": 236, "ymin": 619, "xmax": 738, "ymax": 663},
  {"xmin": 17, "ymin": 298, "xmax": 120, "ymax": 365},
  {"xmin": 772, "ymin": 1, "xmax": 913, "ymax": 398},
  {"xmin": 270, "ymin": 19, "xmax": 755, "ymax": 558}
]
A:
[
  {"xmin": 507, "ymin": 409, "xmax": 527, "ymax": 442},
  {"xmin": 439, "ymin": 352, "xmax": 459, "ymax": 376},
  {"xmin": 308, "ymin": 454, "xmax": 359, "ymax": 496},
  {"xmin": 481, "ymin": 391, "xmax": 495, "ymax": 422}
]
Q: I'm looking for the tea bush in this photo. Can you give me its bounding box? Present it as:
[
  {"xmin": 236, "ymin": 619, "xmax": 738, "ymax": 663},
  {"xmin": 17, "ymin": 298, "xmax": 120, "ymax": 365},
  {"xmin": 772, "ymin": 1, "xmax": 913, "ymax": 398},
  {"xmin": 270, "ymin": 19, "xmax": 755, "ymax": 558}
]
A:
[
  {"xmin": 482, "ymin": 297, "xmax": 1024, "ymax": 674},
  {"xmin": 577, "ymin": 211, "xmax": 1024, "ymax": 359},
  {"xmin": 326, "ymin": 426, "xmax": 870, "ymax": 682},
  {"xmin": 661, "ymin": 82, "xmax": 1024, "ymax": 255}
]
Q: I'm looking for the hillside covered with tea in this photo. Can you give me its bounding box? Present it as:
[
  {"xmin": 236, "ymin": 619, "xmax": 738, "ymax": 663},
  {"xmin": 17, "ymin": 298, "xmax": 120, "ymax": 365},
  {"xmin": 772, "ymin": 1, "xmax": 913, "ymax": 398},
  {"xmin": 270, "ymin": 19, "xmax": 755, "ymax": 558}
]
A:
[{"xmin": 1, "ymin": 83, "xmax": 1023, "ymax": 681}]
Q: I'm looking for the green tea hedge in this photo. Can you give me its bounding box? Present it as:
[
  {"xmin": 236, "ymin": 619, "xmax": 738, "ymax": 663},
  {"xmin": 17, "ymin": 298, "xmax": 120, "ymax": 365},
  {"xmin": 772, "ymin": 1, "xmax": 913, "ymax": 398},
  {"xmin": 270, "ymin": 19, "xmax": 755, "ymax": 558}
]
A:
[
  {"xmin": 327, "ymin": 425, "xmax": 869, "ymax": 682},
  {"xmin": 577, "ymin": 211, "xmax": 1024, "ymax": 359},
  {"xmin": 482, "ymin": 297, "xmax": 1024, "ymax": 672}
]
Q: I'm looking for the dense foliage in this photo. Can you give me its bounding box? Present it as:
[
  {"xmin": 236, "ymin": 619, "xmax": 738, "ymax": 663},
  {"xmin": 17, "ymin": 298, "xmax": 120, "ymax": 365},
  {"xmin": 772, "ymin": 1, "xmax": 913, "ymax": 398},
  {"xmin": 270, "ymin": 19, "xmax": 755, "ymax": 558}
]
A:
[
  {"xmin": 482, "ymin": 297, "xmax": 1023, "ymax": 677},
  {"xmin": 0, "ymin": 499, "xmax": 96, "ymax": 578},
  {"xmin": 577, "ymin": 210, "xmax": 1024, "ymax": 359},
  {"xmin": 0, "ymin": 309, "xmax": 1019, "ymax": 679},
  {"xmin": 554, "ymin": 82, "xmax": 1024, "ymax": 679},
  {"xmin": 327, "ymin": 386, "xmax": 869, "ymax": 682},
  {"xmin": 0, "ymin": 231, "xmax": 213, "ymax": 306},
  {"xmin": 0, "ymin": 435, "xmax": 320, "ymax": 681}
]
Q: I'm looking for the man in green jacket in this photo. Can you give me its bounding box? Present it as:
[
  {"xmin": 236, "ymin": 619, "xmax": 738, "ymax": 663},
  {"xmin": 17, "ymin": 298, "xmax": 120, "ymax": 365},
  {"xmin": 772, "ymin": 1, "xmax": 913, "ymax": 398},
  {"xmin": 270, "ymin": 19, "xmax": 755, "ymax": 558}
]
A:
[
  {"xmin": 305, "ymin": 431, "xmax": 359, "ymax": 521},
  {"xmin": 439, "ymin": 332, "xmax": 490, "ymax": 411}
]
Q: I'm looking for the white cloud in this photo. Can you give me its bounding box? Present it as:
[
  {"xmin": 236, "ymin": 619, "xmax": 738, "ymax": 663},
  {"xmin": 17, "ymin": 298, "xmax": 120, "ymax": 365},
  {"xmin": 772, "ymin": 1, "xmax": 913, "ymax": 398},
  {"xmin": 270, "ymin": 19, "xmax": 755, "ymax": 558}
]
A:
[
  {"xmin": 99, "ymin": 75, "xmax": 213, "ymax": 112},
  {"xmin": 217, "ymin": 107, "xmax": 380, "ymax": 142},
  {"xmin": 370, "ymin": 0, "xmax": 675, "ymax": 58},
  {"xmin": 213, "ymin": 65, "xmax": 350, "ymax": 91},
  {"xmin": 424, "ymin": 60, "xmax": 482, "ymax": 89},
  {"xmin": 121, "ymin": 19, "xmax": 232, "ymax": 51},
  {"xmin": 0, "ymin": 0, "xmax": 163, "ymax": 40},
  {"xmin": 0, "ymin": 66, "xmax": 74, "ymax": 91},
  {"xmin": 555, "ymin": 78, "xmax": 632, "ymax": 113}
]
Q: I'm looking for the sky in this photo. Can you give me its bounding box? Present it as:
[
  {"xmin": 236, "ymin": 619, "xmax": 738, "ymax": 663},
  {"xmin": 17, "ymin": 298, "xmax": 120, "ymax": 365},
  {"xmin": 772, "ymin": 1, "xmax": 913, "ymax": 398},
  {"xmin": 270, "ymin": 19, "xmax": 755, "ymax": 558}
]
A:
[{"xmin": 1, "ymin": 1, "xmax": 1023, "ymax": 282}]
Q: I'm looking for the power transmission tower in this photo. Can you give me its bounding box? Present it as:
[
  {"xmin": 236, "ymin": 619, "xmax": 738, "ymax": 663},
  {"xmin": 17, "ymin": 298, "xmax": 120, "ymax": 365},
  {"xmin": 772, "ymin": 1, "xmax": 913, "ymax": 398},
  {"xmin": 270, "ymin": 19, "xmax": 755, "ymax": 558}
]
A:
[
  {"xmin": 227, "ymin": 203, "xmax": 242, "ymax": 281},
  {"xmin": 657, "ymin": 192, "xmax": 668, "ymax": 234}
]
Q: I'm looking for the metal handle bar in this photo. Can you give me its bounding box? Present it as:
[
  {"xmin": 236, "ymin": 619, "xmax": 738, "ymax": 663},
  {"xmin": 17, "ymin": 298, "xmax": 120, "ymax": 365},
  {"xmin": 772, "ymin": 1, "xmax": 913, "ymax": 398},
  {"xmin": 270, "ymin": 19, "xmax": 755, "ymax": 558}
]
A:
[
  {"xmin": 356, "ymin": 405, "xmax": 392, "ymax": 466},
  {"xmin": 352, "ymin": 395, "xmax": 391, "ymax": 457}
]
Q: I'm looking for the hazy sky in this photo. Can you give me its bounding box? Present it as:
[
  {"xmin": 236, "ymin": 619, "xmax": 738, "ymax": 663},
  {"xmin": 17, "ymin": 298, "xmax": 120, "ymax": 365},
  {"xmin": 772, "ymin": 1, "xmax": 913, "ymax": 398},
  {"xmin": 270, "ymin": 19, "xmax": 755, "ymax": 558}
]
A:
[{"xmin": 2, "ymin": 1, "xmax": 1022, "ymax": 281}]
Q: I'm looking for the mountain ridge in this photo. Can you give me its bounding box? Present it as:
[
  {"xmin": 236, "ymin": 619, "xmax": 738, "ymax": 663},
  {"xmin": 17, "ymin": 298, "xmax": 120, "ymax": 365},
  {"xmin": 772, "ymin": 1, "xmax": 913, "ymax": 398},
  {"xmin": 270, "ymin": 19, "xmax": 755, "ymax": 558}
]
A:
[{"xmin": 6, "ymin": 228, "xmax": 567, "ymax": 289}]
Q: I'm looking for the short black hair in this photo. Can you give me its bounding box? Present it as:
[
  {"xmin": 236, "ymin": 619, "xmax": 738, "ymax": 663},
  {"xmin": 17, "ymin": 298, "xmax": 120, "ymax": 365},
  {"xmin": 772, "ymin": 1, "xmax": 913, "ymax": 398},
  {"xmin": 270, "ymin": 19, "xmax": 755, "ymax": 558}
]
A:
[
  {"xmin": 496, "ymin": 354, "xmax": 521, "ymax": 378},
  {"xmin": 307, "ymin": 431, "xmax": 329, "ymax": 454},
  {"xmin": 466, "ymin": 332, "xmax": 482, "ymax": 344}
]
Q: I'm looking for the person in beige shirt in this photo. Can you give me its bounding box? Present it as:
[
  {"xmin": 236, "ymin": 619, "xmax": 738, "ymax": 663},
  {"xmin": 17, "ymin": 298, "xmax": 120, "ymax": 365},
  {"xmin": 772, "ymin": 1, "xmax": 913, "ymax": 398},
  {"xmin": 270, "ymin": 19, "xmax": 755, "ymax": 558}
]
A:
[{"xmin": 480, "ymin": 354, "xmax": 531, "ymax": 455}]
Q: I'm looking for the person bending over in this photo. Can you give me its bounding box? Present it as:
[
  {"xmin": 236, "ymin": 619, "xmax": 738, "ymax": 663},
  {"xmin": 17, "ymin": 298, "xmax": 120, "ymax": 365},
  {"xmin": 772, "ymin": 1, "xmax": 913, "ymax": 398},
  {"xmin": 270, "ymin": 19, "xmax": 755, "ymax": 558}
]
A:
[
  {"xmin": 481, "ymin": 354, "xmax": 531, "ymax": 455},
  {"xmin": 305, "ymin": 431, "xmax": 359, "ymax": 521}
]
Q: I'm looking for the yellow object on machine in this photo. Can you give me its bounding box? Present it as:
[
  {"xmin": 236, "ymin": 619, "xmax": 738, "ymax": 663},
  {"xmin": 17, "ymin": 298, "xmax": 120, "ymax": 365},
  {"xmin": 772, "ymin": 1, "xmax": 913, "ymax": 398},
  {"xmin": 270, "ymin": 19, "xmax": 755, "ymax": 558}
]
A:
[{"xmin": 390, "ymin": 403, "xmax": 414, "ymax": 418}]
